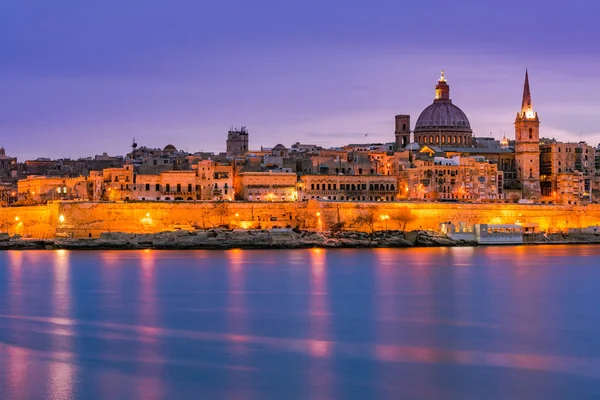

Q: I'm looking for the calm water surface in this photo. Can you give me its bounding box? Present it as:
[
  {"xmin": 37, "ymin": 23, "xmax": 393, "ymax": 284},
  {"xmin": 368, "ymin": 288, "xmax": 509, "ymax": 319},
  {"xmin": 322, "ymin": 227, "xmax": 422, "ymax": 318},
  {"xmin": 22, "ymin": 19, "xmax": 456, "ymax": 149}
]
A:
[{"xmin": 1, "ymin": 246, "xmax": 600, "ymax": 399}]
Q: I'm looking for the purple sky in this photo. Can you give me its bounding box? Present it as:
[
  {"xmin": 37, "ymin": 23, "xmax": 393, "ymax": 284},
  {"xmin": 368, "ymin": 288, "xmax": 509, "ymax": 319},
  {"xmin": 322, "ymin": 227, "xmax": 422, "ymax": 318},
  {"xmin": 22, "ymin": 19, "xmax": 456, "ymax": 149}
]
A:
[{"xmin": 1, "ymin": 0, "xmax": 600, "ymax": 160}]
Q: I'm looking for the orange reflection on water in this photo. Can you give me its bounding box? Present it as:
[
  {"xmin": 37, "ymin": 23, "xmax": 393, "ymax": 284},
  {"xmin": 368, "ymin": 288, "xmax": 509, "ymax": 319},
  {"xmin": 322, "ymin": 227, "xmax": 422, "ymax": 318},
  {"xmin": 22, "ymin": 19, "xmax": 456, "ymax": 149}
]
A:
[
  {"xmin": 372, "ymin": 343, "xmax": 600, "ymax": 377},
  {"xmin": 7, "ymin": 252, "xmax": 28, "ymax": 399},
  {"xmin": 308, "ymin": 248, "xmax": 334, "ymax": 399},
  {"xmin": 225, "ymin": 249, "xmax": 255, "ymax": 400},
  {"xmin": 47, "ymin": 250, "xmax": 75, "ymax": 400},
  {"xmin": 226, "ymin": 249, "xmax": 249, "ymax": 351},
  {"xmin": 135, "ymin": 250, "xmax": 164, "ymax": 399},
  {"xmin": 8, "ymin": 252, "xmax": 24, "ymax": 315}
]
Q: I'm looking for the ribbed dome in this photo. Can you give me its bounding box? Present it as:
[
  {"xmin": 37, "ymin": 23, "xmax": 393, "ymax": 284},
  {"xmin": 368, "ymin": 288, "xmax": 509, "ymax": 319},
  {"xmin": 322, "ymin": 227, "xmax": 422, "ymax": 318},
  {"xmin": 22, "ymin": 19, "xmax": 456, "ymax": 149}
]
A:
[
  {"xmin": 163, "ymin": 144, "xmax": 177, "ymax": 153},
  {"xmin": 414, "ymin": 101, "xmax": 472, "ymax": 133}
]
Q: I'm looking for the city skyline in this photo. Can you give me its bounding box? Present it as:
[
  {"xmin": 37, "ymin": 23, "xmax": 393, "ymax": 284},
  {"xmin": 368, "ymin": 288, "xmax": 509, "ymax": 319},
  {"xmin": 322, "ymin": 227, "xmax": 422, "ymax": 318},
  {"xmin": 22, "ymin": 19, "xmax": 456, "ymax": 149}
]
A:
[{"xmin": 2, "ymin": 0, "xmax": 599, "ymax": 160}]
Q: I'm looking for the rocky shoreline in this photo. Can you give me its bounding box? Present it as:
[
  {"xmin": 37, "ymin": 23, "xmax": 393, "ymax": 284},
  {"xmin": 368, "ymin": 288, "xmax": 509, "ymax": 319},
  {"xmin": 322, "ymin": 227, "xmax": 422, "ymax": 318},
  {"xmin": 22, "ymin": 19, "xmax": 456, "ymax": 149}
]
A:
[{"xmin": 1, "ymin": 229, "xmax": 600, "ymax": 250}]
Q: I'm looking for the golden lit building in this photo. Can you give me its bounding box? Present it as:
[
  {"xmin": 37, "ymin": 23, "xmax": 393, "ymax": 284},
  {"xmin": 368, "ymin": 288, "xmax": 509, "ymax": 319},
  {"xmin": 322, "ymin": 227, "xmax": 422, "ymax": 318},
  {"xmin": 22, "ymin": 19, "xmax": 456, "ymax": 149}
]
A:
[
  {"xmin": 407, "ymin": 156, "xmax": 502, "ymax": 201},
  {"xmin": 132, "ymin": 162, "xmax": 234, "ymax": 201},
  {"xmin": 102, "ymin": 166, "xmax": 134, "ymax": 201},
  {"xmin": 540, "ymin": 141, "xmax": 594, "ymax": 204},
  {"xmin": 299, "ymin": 174, "xmax": 398, "ymax": 201},
  {"xmin": 237, "ymin": 172, "xmax": 297, "ymax": 201},
  {"xmin": 17, "ymin": 176, "xmax": 66, "ymax": 203}
]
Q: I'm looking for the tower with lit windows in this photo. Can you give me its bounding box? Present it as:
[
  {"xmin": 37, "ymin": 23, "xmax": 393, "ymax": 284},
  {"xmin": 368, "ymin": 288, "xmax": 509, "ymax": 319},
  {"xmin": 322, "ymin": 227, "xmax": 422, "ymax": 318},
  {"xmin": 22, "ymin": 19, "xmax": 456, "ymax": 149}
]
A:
[{"xmin": 514, "ymin": 70, "xmax": 541, "ymax": 199}]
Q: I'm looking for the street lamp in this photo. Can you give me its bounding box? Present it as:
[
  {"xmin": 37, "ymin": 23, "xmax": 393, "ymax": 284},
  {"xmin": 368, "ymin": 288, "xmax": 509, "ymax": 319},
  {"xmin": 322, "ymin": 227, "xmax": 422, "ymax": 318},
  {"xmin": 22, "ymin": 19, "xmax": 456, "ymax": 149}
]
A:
[{"xmin": 380, "ymin": 214, "xmax": 390, "ymax": 230}]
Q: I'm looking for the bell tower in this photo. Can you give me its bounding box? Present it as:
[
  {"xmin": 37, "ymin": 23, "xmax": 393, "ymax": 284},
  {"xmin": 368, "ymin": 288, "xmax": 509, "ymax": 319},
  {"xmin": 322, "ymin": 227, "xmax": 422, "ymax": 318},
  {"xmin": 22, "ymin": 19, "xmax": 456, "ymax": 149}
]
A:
[
  {"xmin": 514, "ymin": 70, "xmax": 541, "ymax": 200},
  {"xmin": 394, "ymin": 114, "xmax": 411, "ymax": 149}
]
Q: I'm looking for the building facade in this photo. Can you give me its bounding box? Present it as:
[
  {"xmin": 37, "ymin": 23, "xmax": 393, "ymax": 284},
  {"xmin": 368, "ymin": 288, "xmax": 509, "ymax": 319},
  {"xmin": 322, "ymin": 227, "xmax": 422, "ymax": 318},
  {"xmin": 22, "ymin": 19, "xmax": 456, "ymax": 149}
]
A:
[
  {"xmin": 299, "ymin": 175, "xmax": 398, "ymax": 202},
  {"xmin": 237, "ymin": 172, "xmax": 297, "ymax": 201}
]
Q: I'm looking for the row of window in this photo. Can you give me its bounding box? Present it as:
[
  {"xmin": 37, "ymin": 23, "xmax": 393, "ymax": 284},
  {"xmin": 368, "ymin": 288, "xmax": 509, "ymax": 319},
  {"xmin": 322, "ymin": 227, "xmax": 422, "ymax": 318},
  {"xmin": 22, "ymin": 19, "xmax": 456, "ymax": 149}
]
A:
[
  {"xmin": 417, "ymin": 135, "xmax": 471, "ymax": 145},
  {"xmin": 309, "ymin": 183, "xmax": 396, "ymax": 191},
  {"xmin": 135, "ymin": 183, "xmax": 229, "ymax": 192},
  {"xmin": 309, "ymin": 195, "xmax": 394, "ymax": 201}
]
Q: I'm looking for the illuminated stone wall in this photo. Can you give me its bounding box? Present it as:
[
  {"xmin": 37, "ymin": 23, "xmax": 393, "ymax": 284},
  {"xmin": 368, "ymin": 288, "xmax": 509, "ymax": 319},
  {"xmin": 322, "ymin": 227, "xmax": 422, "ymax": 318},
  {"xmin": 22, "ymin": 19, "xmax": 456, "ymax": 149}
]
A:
[
  {"xmin": 1, "ymin": 201, "xmax": 599, "ymax": 238},
  {"xmin": 0, "ymin": 203, "xmax": 60, "ymax": 238}
]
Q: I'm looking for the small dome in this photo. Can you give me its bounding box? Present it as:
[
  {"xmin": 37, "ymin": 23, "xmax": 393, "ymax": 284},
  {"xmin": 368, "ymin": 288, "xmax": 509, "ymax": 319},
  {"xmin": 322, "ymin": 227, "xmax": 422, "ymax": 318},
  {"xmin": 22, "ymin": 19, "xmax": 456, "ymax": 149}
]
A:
[
  {"xmin": 414, "ymin": 102, "xmax": 472, "ymax": 133},
  {"xmin": 272, "ymin": 144, "xmax": 287, "ymax": 150},
  {"xmin": 163, "ymin": 144, "xmax": 177, "ymax": 153}
]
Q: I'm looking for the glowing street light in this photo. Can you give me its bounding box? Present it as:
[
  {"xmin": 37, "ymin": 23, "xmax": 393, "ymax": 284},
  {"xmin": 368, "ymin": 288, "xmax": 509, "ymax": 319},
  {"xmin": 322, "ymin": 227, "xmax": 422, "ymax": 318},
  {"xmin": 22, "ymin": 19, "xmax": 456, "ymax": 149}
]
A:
[
  {"xmin": 380, "ymin": 214, "xmax": 390, "ymax": 230},
  {"xmin": 58, "ymin": 215, "xmax": 65, "ymax": 224}
]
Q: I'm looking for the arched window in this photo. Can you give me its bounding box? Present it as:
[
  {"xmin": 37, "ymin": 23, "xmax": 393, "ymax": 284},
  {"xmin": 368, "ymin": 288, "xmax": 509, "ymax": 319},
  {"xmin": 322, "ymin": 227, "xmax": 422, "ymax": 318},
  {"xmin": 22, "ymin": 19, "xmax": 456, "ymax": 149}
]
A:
[
  {"xmin": 402, "ymin": 123, "xmax": 406, "ymax": 131},
  {"xmin": 429, "ymin": 135, "xmax": 434, "ymax": 144},
  {"xmin": 529, "ymin": 128, "xmax": 533, "ymax": 139}
]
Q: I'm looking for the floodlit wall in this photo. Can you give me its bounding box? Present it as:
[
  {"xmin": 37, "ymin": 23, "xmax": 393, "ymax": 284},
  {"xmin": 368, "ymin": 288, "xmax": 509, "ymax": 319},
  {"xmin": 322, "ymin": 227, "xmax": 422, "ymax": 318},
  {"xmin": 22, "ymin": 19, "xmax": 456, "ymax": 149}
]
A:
[{"xmin": 0, "ymin": 200, "xmax": 598, "ymax": 238}]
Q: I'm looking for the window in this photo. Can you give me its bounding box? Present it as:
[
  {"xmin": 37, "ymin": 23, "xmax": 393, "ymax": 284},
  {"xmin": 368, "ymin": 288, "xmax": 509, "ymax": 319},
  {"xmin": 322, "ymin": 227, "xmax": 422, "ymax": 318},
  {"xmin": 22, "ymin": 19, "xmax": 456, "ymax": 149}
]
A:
[
  {"xmin": 529, "ymin": 128, "xmax": 533, "ymax": 139},
  {"xmin": 145, "ymin": 184, "xmax": 150, "ymax": 191},
  {"xmin": 155, "ymin": 184, "xmax": 160, "ymax": 191},
  {"xmin": 166, "ymin": 184, "xmax": 170, "ymax": 192},
  {"xmin": 188, "ymin": 184, "xmax": 192, "ymax": 192}
]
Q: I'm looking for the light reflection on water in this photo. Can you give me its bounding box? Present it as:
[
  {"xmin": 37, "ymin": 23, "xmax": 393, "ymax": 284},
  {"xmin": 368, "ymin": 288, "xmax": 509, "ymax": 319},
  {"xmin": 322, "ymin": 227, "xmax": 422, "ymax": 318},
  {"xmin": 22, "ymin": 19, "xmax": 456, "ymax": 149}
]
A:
[
  {"xmin": 1, "ymin": 246, "xmax": 600, "ymax": 399},
  {"xmin": 47, "ymin": 250, "xmax": 75, "ymax": 400}
]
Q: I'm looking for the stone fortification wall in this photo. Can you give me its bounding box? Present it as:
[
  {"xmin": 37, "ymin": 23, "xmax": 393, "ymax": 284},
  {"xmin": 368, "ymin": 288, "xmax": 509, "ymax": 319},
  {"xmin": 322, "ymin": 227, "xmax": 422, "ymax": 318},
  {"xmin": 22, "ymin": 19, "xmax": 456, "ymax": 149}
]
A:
[
  {"xmin": 0, "ymin": 201, "xmax": 598, "ymax": 238},
  {"xmin": 0, "ymin": 203, "xmax": 60, "ymax": 238},
  {"xmin": 321, "ymin": 202, "xmax": 596, "ymax": 233}
]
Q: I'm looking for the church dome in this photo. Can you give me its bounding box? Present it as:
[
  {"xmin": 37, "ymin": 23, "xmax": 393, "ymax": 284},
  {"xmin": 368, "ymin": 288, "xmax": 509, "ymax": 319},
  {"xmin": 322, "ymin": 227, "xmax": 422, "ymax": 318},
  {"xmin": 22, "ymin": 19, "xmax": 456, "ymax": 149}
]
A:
[
  {"xmin": 413, "ymin": 71, "xmax": 473, "ymax": 147},
  {"xmin": 414, "ymin": 102, "xmax": 472, "ymax": 133},
  {"xmin": 163, "ymin": 144, "xmax": 177, "ymax": 153}
]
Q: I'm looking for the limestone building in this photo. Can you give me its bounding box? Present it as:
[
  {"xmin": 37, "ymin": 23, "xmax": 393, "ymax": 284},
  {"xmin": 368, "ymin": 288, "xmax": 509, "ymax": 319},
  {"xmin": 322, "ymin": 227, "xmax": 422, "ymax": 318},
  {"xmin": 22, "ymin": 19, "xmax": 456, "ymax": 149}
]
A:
[
  {"xmin": 407, "ymin": 156, "xmax": 503, "ymax": 202},
  {"xmin": 237, "ymin": 171, "xmax": 297, "ymax": 201},
  {"xmin": 540, "ymin": 140, "xmax": 595, "ymax": 204},
  {"xmin": 299, "ymin": 175, "xmax": 398, "ymax": 202}
]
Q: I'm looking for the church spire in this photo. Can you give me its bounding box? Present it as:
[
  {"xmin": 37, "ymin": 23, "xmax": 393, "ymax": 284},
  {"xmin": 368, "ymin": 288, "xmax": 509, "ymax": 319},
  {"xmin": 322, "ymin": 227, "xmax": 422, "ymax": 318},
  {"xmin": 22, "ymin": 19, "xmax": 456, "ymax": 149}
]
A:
[{"xmin": 520, "ymin": 69, "xmax": 535, "ymax": 119}]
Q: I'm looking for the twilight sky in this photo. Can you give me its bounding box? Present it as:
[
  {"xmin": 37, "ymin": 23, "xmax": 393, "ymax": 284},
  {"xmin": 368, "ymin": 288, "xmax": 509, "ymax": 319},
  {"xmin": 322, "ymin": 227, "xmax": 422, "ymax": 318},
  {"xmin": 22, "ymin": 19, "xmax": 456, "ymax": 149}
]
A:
[{"xmin": 1, "ymin": 0, "xmax": 600, "ymax": 160}]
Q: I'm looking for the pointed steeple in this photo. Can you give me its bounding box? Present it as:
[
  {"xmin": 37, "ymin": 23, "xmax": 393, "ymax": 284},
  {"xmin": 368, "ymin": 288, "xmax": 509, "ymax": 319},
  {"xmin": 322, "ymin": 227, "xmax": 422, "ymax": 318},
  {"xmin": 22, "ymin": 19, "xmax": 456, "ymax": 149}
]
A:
[{"xmin": 520, "ymin": 69, "xmax": 535, "ymax": 119}]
